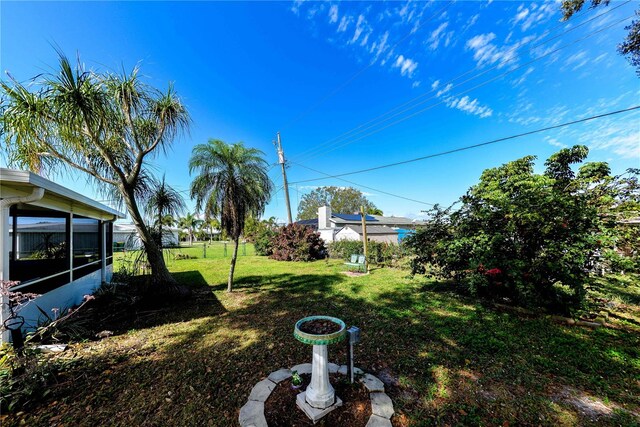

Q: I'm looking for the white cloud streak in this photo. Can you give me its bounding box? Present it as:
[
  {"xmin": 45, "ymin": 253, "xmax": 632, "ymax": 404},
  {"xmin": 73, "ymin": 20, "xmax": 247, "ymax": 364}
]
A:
[
  {"xmin": 393, "ymin": 54, "xmax": 418, "ymax": 77},
  {"xmin": 329, "ymin": 5, "xmax": 338, "ymax": 24}
]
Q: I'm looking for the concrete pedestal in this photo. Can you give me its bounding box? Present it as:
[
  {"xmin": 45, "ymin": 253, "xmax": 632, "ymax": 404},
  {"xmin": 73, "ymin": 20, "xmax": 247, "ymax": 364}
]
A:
[
  {"xmin": 296, "ymin": 392, "xmax": 343, "ymax": 423},
  {"xmin": 306, "ymin": 344, "xmax": 335, "ymax": 409}
]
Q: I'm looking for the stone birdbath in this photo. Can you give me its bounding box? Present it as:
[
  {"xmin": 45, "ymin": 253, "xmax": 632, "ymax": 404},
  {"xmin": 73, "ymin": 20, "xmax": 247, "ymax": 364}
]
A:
[{"xmin": 293, "ymin": 315, "xmax": 346, "ymax": 422}]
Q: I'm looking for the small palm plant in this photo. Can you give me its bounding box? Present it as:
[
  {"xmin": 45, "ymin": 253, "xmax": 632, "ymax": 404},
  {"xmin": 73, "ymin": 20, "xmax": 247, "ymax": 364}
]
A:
[{"xmin": 144, "ymin": 175, "xmax": 186, "ymax": 250}]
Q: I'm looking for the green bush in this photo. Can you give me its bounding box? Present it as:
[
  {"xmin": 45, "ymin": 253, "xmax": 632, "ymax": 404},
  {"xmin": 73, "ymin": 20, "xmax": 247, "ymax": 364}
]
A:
[
  {"xmin": 405, "ymin": 146, "xmax": 640, "ymax": 314},
  {"xmin": 328, "ymin": 240, "xmax": 364, "ymax": 260},
  {"xmin": 254, "ymin": 227, "xmax": 276, "ymax": 256},
  {"xmin": 602, "ymin": 249, "xmax": 638, "ymax": 273},
  {"xmin": 328, "ymin": 240, "xmax": 408, "ymax": 267}
]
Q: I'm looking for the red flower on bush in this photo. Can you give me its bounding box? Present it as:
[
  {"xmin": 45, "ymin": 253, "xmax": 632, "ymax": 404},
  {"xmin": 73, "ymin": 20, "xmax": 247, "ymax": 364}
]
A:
[{"xmin": 484, "ymin": 268, "xmax": 502, "ymax": 277}]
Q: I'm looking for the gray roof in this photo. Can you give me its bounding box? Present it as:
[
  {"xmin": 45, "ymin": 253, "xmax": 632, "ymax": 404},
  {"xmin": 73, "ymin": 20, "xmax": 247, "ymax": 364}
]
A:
[
  {"xmin": 370, "ymin": 215, "xmax": 424, "ymax": 226},
  {"xmin": 342, "ymin": 225, "xmax": 398, "ymax": 235},
  {"xmin": 330, "ymin": 213, "xmax": 422, "ymax": 227}
]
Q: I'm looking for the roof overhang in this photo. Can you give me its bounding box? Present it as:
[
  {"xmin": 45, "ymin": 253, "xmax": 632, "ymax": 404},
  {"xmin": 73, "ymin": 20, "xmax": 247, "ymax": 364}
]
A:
[{"xmin": 1, "ymin": 168, "xmax": 124, "ymax": 221}]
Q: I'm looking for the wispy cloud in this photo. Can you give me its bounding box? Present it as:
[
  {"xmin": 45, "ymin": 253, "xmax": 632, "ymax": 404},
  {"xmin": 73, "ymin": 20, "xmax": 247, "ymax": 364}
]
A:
[
  {"xmin": 512, "ymin": 66, "xmax": 534, "ymax": 86},
  {"xmin": 544, "ymin": 136, "xmax": 567, "ymax": 148},
  {"xmin": 512, "ymin": 2, "xmax": 557, "ymax": 32},
  {"xmin": 393, "ymin": 54, "xmax": 418, "ymax": 78},
  {"xmin": 337, "ymin": 15, "xmax": 353, "ymax": 32},
  {"xmin": 427, "ymin": 22, "xmax": 453, "ymax": 50},
  {"xmin": 466, "ymin": 33, "xmax": 516, "ymax": 68},
  {"xmin": 432, "ymin": 80, "xmax": 493, "ymax": 118},
  {"xmin": 466, "ymin": 32, "xmax": 534, "ymax": 69},
  {"xmin": 578, "ymin": 116, "xmax": 640, "ymax": 159},
  {"xmin": 349, "ymin": 15, "xmax": 366, "ymax": 44},
  {"xmin": 446, "ymin": 95, "xmax": 493, "ymax": 118},
  {"xmin": 328, "ymin": 4, "xmax": 338, "ymax": 24},
  {"xmin": 290, "ymin": 0, "xmax": 304, "ymax": 15},
  {"xmin": 369, "ymin": 31, "xmax": 390, "ymax": 62},
  {"xmin": 564, "ymin": 50, "xmax": 589, "ymax": 71}
]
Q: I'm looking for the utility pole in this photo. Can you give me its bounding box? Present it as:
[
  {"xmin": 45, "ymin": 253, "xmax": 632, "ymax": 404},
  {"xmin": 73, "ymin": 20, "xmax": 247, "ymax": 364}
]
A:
[
  {"xmin": 360, "ymin": 205, "xmax": 369, "ymax": 273},
  {"xmin": 275, "ymin": 132, "xmax": 293, "ymax": 224}
]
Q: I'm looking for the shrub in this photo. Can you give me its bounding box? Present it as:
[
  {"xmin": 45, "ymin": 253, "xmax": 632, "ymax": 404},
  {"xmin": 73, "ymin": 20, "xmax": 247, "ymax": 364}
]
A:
[
  {"xmin": 327, "ymin": 240, "xmax": 363, "ymax": 260},
  {"xmin": 254, "ymin": 227, "xmax": 277, "ymax": 256},
  {"xmin": 405, "ymin": 147, "xmax": 640, "ymax": 314},
  {"xmin": 328, "ymin": 240, "xmax": 408, "ymax": 267},
  {"xmin": 602, "ymin": 249, "xmax": 638, "ymax": 274},
  {"xmin": 270, "ymin": 224, "xmax": 326, "ymax": 261}
]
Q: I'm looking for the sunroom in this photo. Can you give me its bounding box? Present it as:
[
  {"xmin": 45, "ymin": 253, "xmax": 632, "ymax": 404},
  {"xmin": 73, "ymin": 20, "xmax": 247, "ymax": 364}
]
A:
[{"xmin": 0, "ymin": 169, "xmax": 123, "ymax": 342}]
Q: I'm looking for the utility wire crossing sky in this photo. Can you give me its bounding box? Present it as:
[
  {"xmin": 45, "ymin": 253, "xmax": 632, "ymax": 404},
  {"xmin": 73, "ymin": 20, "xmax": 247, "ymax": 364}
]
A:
[{"xmin": 1, "ymin": 1, "xmax": 639, "ymax": 222}]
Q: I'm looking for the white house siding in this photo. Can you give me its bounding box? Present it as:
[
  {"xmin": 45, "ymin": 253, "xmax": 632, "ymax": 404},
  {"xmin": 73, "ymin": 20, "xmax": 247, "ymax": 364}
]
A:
[
  {"xmin": 335, "ymin": 228, "xmax": 361, "ymax": 242},
  {"xmin": 113, "ymin": 225, "xmax": 179, "ymax": 249},
  {"xmin": 318, "ymin": 228, "xmax": 337, "ymax": 244}
]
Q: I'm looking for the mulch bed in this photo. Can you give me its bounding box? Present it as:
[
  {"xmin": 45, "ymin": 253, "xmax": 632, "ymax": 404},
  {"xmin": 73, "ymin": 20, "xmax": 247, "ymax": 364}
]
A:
[
  {"xmin": 264, "ymin": 373, "xmax": 372, "ymax": 426},
  {"xmin": 299, "ymin": 319, "xmax": 341, "ymax": 335}
]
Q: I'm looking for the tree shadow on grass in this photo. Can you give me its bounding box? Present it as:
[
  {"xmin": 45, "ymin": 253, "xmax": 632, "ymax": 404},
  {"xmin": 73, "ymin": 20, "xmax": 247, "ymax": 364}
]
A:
[
  {"xmin": 6, "ymin": 270, "xmax": 640, "ymax": 427},
  {"xmin": 60, "ymin": 271, "xmax": 227, "ymax": 340}
]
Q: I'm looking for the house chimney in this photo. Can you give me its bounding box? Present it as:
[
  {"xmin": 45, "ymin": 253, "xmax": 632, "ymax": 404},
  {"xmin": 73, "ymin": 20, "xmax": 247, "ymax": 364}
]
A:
[{"xmin": 318, "ymin": 205, "xmax": 332, "ymax": 229}]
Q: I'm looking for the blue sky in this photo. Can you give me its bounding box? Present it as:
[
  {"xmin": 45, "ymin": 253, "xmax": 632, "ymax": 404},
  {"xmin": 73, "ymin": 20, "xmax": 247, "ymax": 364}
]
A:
[{"xmin": 2, "ymin": 1, "xmax": 639, "ymax": 222}]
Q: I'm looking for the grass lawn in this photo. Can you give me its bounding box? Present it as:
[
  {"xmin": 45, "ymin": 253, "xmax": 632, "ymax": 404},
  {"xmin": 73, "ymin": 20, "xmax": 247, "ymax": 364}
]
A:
[{"xmin": 2, "ymin": 247, "xmax": 639, "ymax": 426}]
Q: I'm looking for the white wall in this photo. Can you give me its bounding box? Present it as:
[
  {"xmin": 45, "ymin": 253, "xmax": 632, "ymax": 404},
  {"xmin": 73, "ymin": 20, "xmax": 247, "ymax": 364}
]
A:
[
  {"xmin": 318, "ymin": 228, "xmax": 336, "ymax": 243},
  {"xmin": 335, "ymin": 228, "xmax": 361, "ymax": 242}
]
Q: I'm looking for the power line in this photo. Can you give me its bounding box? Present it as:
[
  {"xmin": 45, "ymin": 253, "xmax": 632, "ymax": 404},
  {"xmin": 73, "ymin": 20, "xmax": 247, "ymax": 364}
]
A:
[
  {"xmin": 297, "ymin": 13, "xmax": 634, "ymax": 164},
  {"xmin": 291, "ymin": 3, "xmax": 633, "ymax": 164},
  {"xmin": 279, "ymin": 0, "xmax": 454, "ymax": 132},
  {"xmin": 289, "ymin": 105, "xmax": 640, "ymax": 185},
  {"xmin": 291, "ymin": 161, "xmax": 435, "ymax": 206}
]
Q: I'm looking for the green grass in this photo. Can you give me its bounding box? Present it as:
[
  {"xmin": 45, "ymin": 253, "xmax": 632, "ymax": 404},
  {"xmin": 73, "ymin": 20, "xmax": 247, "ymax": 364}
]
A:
[{"xmin": 3, "ymin": 249, "xmax": 639, "ymax": 426}]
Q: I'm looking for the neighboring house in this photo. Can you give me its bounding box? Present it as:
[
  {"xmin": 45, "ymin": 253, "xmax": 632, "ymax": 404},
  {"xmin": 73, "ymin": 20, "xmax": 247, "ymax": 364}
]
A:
[
  {"xmin": 300, "ymin": 205, "xmax": 423, "ymax": 244},
  {"xmin": 335, "ymin": 225, "xmax": 398, "ymax": 244},
  {"xmin": 113, "ymin": 223, "xmax": 180, "ymax": 250},
  {"xmin": 0, "ymin": 168, "xmax": 123, "ymax": 342}
]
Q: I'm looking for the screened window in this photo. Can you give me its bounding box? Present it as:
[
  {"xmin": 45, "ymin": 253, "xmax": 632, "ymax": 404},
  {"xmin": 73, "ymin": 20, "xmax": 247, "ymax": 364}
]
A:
[
  {"xmin": 72, "ymin": 216, "xmax": 101, "ymax": 280},
  {"xmin": 9, "ymin": 210, "xmax": 70, "ymax": 292}
]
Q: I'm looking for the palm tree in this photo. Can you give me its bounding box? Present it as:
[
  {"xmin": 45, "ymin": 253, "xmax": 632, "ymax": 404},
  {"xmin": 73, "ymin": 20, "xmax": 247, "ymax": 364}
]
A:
[
  {"xmin": 207, "ymin": 218, "xmax": 221, "ymax": 242},
  {"xmin": 189, "ymin": 139, "xmax": 272, "ymax": 292},
  {"xmin": 144, "ymin": 175, "xmax": 185, "ymax": 250},
  {"xmin": 178, "ymin": 213, "xmax": 202, "ymax": 246},
  {"xmin": 0, "ymin": 52, "xmax": 189, "ymax": 293}
]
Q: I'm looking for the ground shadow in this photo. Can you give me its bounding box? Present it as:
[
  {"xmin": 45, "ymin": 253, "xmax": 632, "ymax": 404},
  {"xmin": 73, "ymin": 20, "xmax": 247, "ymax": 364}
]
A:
[{"xmin": 5, "ymin": 269, "xmax": 639, "ymax": 427}]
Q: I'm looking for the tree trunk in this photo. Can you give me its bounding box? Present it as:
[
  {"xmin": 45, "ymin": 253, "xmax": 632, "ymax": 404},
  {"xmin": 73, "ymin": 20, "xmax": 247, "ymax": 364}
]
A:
[
  {"xmin": 121, "ymin": 186, "xmax": 181, "ymax": 295},
  {"xmin": 228, "ymin": 238, "xmax": 240, "ymax": 292}
]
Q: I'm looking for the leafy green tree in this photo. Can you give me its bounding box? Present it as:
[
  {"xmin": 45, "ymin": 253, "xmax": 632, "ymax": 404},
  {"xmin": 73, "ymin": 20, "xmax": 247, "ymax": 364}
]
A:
[
  {"xmin": 244, "ymin": 217, "xmax": 278, "ymax": 256},
  {"xmin": 189, "ymin": 139, "xmax": 272, "ymax": 291},
  {"xmin": 297, "ymin": 186, "xmax": 381, "ymax": 220},
  {"xmin": 144, "ymin": 175, "xmax": 185, "ymax": 250},
  {"xmin": 178, "ymin": 213, "xmax": 202, "ymax": 246},
  {"xmin": 0, "ymin": 53, "xmax": 189, "ymax": 293},
  {"xmin": 406, "ymin": 146, "xmax": 639, "ymax": 313},
  {"xmin": 562, "ymin": 0, "xmax": 640, "ymax": 76}
]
